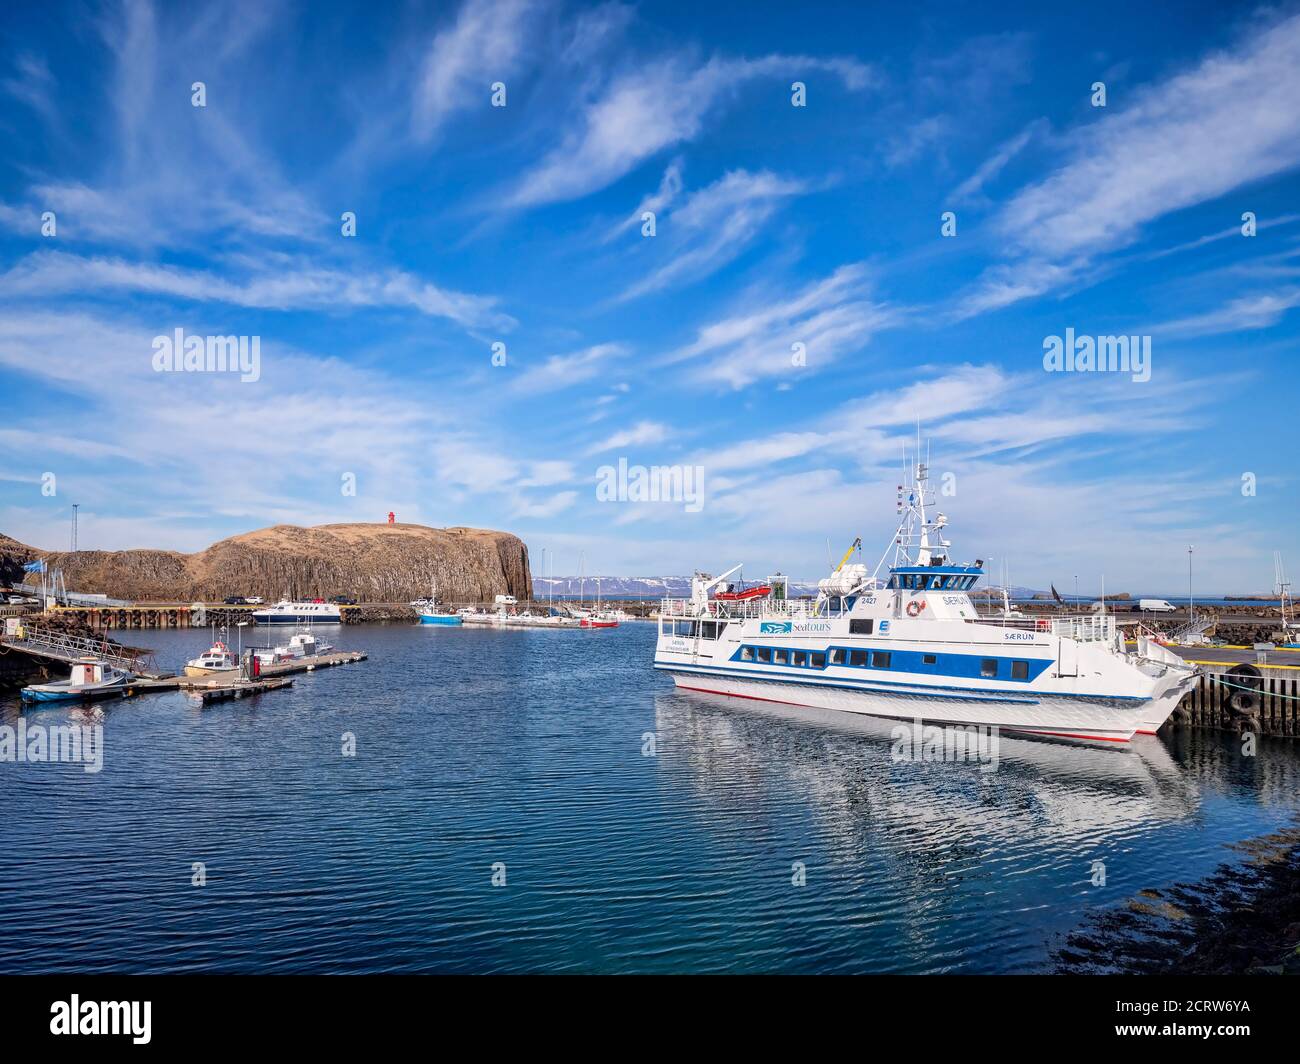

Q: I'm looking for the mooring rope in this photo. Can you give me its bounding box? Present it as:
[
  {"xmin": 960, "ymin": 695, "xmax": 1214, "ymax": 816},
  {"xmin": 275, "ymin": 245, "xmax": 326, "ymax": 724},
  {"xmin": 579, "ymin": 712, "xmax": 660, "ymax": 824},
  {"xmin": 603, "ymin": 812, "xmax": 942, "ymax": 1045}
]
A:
[{"xmin": 1213, "ymin": 677, "xmax": 1300, "ymax": 702}]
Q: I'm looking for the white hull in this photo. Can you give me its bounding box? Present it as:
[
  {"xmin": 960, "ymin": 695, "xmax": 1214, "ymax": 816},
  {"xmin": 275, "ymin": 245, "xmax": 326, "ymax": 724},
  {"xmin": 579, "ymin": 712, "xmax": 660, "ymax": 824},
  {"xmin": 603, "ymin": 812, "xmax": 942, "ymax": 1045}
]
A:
[{"xmin": 660, "ymin": 666, "xmax": 1144, "ymax": 743}]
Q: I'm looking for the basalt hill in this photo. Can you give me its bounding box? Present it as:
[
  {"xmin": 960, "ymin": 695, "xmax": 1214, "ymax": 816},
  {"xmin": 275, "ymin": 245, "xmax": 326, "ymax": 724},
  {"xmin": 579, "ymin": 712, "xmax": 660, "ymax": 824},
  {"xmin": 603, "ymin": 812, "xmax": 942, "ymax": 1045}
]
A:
[{"xmin": 0, "ymin": 523, "xmax": 532, "ymax": 604}]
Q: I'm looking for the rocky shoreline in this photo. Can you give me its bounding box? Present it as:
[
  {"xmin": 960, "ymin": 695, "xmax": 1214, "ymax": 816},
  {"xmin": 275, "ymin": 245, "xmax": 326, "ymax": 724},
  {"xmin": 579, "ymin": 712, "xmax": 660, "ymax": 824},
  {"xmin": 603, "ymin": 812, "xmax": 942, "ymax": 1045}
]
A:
[{"xmin": 1054, "ymin": 823, "xmax": 1300, "ymax": 974}]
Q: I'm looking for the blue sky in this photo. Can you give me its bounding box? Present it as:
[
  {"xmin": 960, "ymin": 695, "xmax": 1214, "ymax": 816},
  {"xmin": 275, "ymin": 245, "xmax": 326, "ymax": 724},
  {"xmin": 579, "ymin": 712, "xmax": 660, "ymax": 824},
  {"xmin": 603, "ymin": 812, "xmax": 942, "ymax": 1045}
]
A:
[{"xmin": 0, "ymin": 0, "xmax": 1296, "ymax": 593}]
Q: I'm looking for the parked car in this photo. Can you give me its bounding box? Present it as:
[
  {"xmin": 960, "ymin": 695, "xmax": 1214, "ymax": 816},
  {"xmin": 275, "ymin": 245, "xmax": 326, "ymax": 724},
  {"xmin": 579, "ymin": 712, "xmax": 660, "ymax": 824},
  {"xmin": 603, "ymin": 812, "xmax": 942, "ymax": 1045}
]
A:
[
  {"xmin": 224, "ymin": 595, "xmax": 249, "ymax": 605},
  {"xmin": 245, "ymin": 596, "xmax": 264, "ymax": 605},
  {"xmin": 330, "ymin": 595, "xmax": 358, "ymax": 605},
  {"xmin": 1137, "ymin": 598, "xmax": 1178, "ymax": 613}
]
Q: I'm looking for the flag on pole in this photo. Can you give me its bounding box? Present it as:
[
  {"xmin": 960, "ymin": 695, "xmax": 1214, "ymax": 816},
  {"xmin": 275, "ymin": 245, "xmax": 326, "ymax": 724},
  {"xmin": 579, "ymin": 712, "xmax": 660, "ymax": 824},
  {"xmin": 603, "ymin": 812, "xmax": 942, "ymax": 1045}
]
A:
[{"xmin": 22, "ymin": 560, "xmax": 46, "ymax": 574}]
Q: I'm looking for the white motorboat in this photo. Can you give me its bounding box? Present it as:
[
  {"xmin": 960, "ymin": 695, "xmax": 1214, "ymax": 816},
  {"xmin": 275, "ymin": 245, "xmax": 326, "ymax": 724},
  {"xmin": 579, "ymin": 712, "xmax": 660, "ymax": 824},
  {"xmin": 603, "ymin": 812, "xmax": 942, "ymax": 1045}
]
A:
[
  {"xmin": 654, "ymin": 447, "xmax": 1199, "ymax": 744},
  {"xmin": 184, "ymin": 638, "xmax": 238, "ymax": 677},
  {"xmin": 22, "ymin": 657, "xmax": 133, "ymax": 703},
  {"xmin": 253, "ymin": 630, "xmax": 333, "ymax": 667}
]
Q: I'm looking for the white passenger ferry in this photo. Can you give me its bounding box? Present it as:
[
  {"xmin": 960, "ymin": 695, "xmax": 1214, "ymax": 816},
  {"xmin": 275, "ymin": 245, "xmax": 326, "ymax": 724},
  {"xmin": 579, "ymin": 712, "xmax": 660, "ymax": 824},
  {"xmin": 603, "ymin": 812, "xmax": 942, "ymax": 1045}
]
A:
[
  {"xmin": 251, "ymin": 599, "xmax": 342, "ymax": 625},
  {"xmin": 655, "ymin": 455, "xmax": 1197, "ymax": 744}
]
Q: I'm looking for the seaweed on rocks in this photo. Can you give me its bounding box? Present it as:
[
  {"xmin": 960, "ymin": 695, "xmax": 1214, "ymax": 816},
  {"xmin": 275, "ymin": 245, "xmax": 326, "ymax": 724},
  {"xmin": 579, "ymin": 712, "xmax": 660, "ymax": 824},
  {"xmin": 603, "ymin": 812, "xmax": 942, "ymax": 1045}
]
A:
[{"xmin": 1053, "ymin": 824, "xmax": 1300, "ymax": 974}]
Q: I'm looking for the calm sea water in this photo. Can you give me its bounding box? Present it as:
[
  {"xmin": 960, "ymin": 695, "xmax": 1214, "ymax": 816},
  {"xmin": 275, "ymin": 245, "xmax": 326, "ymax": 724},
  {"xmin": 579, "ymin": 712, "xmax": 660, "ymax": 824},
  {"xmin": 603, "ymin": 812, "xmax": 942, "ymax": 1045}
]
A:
[{"xmin": 1, "ymin": 622, "xmax": 1297, "ymax": 974}]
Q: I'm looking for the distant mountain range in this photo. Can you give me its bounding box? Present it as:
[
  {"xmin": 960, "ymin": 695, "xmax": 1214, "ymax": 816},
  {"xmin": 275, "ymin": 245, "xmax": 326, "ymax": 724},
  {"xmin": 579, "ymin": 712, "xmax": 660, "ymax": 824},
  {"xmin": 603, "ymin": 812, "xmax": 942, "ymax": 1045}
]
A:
[
  {"xmin": 532, "ymin": 575, "xmax": 1048, "ymax": 600},
  {"xmin": 532, "ymin": 575, "xmax": 823, "ymax": 598}
]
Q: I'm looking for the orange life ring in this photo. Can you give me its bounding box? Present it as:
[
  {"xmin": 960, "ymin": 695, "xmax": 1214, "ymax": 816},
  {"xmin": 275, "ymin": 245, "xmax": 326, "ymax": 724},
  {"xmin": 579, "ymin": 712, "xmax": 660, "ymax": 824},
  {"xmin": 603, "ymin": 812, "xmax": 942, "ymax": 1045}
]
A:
[{"xmin": 906, "ymin": 600, "xmax": 924, "ymax": 617}]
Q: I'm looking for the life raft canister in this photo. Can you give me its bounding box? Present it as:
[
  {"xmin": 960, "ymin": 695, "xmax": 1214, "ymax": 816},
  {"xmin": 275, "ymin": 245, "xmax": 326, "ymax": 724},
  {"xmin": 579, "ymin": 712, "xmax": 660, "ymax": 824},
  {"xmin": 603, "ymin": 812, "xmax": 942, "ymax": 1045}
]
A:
[{"xmin": 906, "ymin": 600, "xmax": 924, "ymax": 617}]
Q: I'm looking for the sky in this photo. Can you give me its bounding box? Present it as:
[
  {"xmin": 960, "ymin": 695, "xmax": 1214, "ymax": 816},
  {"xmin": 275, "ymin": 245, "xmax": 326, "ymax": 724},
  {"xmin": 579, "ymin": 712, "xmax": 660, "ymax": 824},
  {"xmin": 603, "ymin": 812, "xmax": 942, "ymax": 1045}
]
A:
[{"xmin": 0, "ymin": 0, "xmax": 1296, "ymax": 594}]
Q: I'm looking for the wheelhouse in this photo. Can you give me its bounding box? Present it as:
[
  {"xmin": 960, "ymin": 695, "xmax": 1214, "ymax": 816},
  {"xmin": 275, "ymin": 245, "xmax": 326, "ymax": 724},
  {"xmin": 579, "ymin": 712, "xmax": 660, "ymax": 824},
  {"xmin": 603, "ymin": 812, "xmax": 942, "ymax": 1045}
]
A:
[{"xmin": 886, "ymin": 565, "xmax": 983, "ymax": 592}]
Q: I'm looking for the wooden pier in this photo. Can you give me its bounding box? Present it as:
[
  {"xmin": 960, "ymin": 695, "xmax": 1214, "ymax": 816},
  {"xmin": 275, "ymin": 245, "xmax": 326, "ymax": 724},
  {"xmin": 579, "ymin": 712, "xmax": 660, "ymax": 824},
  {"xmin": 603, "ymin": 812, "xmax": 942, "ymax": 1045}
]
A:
[{"xmin": 1172, "ymin": 666, "xmax": 1300, "ymax": 737}]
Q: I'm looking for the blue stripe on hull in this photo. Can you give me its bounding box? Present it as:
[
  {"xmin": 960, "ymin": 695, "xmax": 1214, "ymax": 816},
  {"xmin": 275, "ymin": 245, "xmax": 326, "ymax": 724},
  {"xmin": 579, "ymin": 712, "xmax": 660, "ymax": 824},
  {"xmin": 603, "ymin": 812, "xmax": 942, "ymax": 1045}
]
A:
[
  {"xmin": 254, "ymin": 614, "xmax": 341, "ymax": 624},
  {"xmin": 419, "ymin": 615, "xmax": 462, "ymax": 625},
  {"xmin": 654, "ymin": 659, "xmax": 1146, "ymax": 703}
]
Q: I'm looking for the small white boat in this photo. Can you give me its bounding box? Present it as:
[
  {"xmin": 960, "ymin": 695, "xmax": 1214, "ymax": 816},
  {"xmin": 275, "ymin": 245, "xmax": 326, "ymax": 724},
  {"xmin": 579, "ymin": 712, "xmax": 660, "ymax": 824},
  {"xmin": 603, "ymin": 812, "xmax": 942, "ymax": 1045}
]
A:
[
  {"xmin": 184, "ymin": 639, "xmax": 238, "ymax": 677},
  {"xmin": 21, "ymin": 657, "xmax": 132, "ymax": 703},
  {"xmin": 253, "ymin": 630, "xmax": 333, "ymax": 667}
]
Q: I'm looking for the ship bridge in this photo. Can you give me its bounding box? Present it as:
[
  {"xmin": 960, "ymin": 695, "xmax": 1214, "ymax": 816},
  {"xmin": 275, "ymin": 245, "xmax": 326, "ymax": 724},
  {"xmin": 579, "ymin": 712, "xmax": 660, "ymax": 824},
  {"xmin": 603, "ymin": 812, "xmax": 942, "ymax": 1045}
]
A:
[{"xmin": 886, "ymin": 565, "xmax": 984, "ymax": 592}]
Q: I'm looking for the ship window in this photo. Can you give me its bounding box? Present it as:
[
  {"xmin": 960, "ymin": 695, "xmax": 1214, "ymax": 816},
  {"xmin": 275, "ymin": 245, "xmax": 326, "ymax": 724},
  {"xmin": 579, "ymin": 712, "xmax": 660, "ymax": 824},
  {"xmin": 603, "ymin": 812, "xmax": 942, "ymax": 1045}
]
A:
[
  {"xmin": 849, "ymin": 619, "xmax": 873, "ymax": 635},
  {"xmin": 887, "ymin": 576, "xmax": 899, "ymax": 589},
  {"xmin": 1012, "ymin": 660, "xmax": 1029, "ymax": 680},
  {"xmin": 871, "ymin": 651, "xmax": 891, "ymax": 669},
  {"xmin": 981, "ymin": 659, "xmax": 998, "ymax": 678},
  {"xmin": 792, "ymin": 651, "xmax": 806, "ymax": 666},
  {"xmin": 757, "ymin": 647, "xmax": 771, "ymax": 663},
  {"xmin": 830, "ymin": 648, "xmax": 845, "ymax": 665},
  {"xmin": 740, "ymin": 646, "xmax": 754, "ymax": 661},
  {"xmin": 810, "ymin": 652, "xmax": 825, "ymax": 668},
  {"xmin": 700, "ymin": 621, "xmax": 719, "ymax": 640},
  {"xmin": 923, "ymin": 654, "xmax": 937, "ymax": 665},
  {"xmin": 850, "ymin": 650, "xmax": 868, "ymax": 666},
  {"xmin": 774, "ymin": 649, "xmax": 789, "ymax": 665}
]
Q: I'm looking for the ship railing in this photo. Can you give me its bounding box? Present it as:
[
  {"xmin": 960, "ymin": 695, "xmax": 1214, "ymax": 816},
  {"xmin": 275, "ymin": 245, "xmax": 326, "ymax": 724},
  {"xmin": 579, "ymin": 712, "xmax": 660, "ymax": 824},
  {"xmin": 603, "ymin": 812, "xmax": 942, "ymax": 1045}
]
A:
[
  {"xmin": 975, "ymin": 613, "xmax": 1118, "ymax": 643},
  {"xmin": 658, "ymin": 596, "xmax": 825, "ymax": 620}
]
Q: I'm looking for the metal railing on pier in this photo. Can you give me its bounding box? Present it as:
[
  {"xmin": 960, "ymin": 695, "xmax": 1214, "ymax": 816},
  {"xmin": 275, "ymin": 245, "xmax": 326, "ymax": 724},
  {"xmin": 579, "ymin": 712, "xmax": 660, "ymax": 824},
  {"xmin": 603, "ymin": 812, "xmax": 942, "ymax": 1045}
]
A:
[{"xmin": 0, "ymin": 624, "xmax": 157, "ymax": 676}]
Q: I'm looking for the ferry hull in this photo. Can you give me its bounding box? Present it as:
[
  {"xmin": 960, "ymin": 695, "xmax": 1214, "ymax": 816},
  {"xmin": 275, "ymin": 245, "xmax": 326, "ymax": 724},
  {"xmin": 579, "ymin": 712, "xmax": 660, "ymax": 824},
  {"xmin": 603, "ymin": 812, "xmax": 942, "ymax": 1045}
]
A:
[
  {"xmin": 253, "ymin": 613, "xmax": 341, "ymax": 625},
  {"xmin": 659, "ymin": 666, "xmax": 1142, "ymax": 744}
]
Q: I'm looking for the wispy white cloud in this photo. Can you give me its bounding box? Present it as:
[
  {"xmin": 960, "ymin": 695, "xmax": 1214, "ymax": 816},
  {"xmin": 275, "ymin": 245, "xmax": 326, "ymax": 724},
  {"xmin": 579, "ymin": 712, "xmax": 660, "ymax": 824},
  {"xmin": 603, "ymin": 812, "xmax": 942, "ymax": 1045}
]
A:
[
  {"xmin": 605, "ymin": 158, "xmax": 684, "ymax": 241},
  {"xmin": 507, "ymin": 52, "xmax": 872, "ymax": 207},
  {"xmin": 412, "ymin": 0, "xmax": 540, "ymax": 142},
  {"xmin": 0, "ymin": 251, "xmax": 514, "ymax": 331},
  {"xmin": 949, "ymin": 119, "xmax": 1046, "ymax": 206},
  {"xmin": 511, "ymin": 342, "xmax": 626, "ymax": 393},
  {"xmin": 586, "ymin": 420, "xmax": 667, "ymax": 454},
  {"xmin": 1158, "ymin": 286, "xmax": 1300, "ymax": 337},
  {"xmin": 958, "ymin": 13, "xmax": 1300, "ymax": 315},
  {"xmin": 664, "ymin": 263, "xmax": 897, "ymax": 388},
  {"xmin": 617, "ymin": 169, "xmax": 809, "ymax": 301}
]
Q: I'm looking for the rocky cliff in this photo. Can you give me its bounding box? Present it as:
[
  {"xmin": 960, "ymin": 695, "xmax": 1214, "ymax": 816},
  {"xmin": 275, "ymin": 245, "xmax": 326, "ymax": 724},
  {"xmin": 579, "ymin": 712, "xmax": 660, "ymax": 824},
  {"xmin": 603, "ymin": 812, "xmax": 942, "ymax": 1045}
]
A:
[{"xmin": 0, "ymin": 523, "xmax": 532, "ymax": 603}]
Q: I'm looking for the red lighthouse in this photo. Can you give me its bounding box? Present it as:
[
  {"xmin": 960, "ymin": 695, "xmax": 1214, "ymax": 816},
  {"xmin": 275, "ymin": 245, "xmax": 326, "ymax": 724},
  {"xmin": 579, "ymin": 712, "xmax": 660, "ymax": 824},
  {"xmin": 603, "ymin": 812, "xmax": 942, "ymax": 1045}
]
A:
[{"xmin": 387, "ymin": 511, "xmax": 395, "ymax": 524}]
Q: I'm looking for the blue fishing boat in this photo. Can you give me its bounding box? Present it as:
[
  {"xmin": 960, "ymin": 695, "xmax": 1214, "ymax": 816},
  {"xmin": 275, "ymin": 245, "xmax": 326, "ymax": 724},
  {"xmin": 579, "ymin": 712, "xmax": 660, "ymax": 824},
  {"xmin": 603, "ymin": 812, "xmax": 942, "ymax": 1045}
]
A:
[
  {"xmin": 417, "ymin": 580, "xmax": 462, "ymax": 626},
  {"xmin": 21, "ymin": 657, "xmax": 133, "ymax": 703}
]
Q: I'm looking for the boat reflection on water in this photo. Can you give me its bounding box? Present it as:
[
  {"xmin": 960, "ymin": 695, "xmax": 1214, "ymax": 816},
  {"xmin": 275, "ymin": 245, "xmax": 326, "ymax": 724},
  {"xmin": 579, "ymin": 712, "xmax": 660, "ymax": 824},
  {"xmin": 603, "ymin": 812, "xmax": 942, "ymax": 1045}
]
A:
[{"xmin": 653, "ymin": 687, "xmax": 1202, "ymax": 857}]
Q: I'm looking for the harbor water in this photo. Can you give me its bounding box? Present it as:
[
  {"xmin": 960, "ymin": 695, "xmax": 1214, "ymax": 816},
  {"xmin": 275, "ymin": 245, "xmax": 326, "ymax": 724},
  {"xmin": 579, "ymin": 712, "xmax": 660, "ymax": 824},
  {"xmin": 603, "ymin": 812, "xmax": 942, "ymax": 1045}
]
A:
[{"xmin": 1, "ymin": 623, "xmax": 1298, "ymax": 974}]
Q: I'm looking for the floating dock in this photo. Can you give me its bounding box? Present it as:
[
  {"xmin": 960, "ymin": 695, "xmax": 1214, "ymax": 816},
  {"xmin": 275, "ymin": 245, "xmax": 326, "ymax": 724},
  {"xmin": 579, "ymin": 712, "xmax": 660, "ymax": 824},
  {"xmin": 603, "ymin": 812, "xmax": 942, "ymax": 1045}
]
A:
[{"xmin": 187, "ymin": 678, "xmax": 294, "ymax": 703}]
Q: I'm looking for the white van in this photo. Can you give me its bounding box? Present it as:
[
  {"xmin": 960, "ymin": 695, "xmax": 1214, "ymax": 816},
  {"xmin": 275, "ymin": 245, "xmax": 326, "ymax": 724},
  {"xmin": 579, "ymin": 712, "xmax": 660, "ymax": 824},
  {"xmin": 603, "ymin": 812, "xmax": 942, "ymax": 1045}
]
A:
[{"xmin": 1138, "ymin": 598, "xmax": 1177, "ymax": 612}]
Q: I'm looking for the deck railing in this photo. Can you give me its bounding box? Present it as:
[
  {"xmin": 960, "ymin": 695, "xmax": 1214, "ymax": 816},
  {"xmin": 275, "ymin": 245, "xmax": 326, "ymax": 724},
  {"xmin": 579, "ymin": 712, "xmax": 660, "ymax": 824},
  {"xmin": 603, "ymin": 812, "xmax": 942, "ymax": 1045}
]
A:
[{"xmin": 662, "ymin": 597, "xmax": 1120, "ymax": 643}]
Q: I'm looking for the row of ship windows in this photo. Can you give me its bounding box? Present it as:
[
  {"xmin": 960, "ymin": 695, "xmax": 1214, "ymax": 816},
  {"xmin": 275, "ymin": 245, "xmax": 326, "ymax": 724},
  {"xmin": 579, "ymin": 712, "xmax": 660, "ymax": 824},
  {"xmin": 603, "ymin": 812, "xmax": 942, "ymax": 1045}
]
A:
[
  {"xmin": 737, "ymin": 645, "xmax": 1032, "ymax": 680},
  {"xmin": 887, "ymin": 574, "xmax": 978, "ymax": 590}
]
